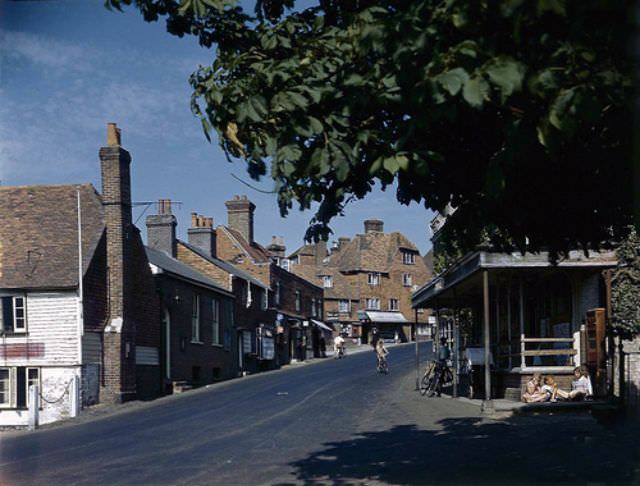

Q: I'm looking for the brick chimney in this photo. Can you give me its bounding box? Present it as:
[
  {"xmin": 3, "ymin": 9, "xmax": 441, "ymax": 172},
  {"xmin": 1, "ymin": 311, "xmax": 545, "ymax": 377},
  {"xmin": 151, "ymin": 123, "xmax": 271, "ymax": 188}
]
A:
[
  {"xmin": 99, "ymin": 122, "xmax": 136, "ymax": 403},
  {"xmin": 267, "ymin": 235, "xmax": 286, "ymax": 259},
  {"xmin": 364, "ymin": 219, "xmax": 384, "ymax": 234},
  {"xmin": 315, "ymin": 241, "xmax": 327, "ymax": 265},
  {"xmin": 188, "ymin": 212, "xmax": 216, "ymax": 258},
  {"xmin": 146, "ymin": 199, "xmax": 177, "ymax": 257},
  {"xmin": 225, "ymin": 195, "xmax": 255, "ymax": 243}
]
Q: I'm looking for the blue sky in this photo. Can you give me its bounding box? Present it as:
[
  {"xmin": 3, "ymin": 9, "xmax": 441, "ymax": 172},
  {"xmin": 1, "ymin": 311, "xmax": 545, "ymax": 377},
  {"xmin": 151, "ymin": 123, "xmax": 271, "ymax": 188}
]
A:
[{"xmin": 0, "ymin": 0, "xmax": 434, "ymax": 255}]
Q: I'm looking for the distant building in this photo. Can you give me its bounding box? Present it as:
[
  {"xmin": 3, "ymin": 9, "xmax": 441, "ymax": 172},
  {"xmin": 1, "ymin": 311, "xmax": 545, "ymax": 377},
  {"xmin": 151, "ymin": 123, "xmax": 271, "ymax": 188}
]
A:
[{"xmin": 290, "ymin": 220, "xmax": 432, "ymax": 343}]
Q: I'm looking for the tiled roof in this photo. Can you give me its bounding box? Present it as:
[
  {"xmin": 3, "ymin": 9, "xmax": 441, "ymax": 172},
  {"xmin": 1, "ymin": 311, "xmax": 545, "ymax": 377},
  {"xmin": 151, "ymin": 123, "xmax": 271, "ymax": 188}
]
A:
[
  {"xmin": 146, "ymin": 246, "xmax": 234, "ymax": 297},
  {"xmin": 329, "ymin": 231, "xmax": 419, "ymax": 273},
  {"xmin": 289, "ymin": 243, "xmax": 316, "ymax": 258},
  {"xmin": 289, "ymin": 262, "xmax": 359, "ymax": 300},
  {"xmin": 221, "ymin": 226, "xmax": 271, "ymax": 263},
  {"xmin": 0, "ymin": 184, "xmax": 105, "ymax": 290},
  {"xmin": 179, "ymin": 240, "xmax": 267, "ymax": 290}
]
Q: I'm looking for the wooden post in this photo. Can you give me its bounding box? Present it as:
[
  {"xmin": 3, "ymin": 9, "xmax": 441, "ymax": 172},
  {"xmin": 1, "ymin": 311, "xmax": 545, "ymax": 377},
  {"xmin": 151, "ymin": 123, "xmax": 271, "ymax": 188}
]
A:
[
  {"xmin": 453, "ymin": 288, "xmax": 459, "ymax": 398},
  {"xmin": 519, "ymin": 278, "xmax": 525, "ymax": 370},
  {"xmin": 507, "ymin": 281, "xmax": 512, "ymax": 369},
  {"xmin": 482, "ymin": 270, "xmax": 494, "ymax": 412},
  {"xmin": 415, "ymin": 307, "xmax": 420, "ymax": 391}
]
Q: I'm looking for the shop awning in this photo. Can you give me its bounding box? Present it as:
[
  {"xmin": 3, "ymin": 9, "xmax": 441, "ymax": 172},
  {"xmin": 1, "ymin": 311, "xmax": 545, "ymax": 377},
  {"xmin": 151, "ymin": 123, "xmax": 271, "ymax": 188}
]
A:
[
  {"xmin": 361, "ymin": 311, "xmax": 409, "ymax": 323},
  {"xmin": 311, "ymin": 319, "xmax": 334, "ymax": 332}
]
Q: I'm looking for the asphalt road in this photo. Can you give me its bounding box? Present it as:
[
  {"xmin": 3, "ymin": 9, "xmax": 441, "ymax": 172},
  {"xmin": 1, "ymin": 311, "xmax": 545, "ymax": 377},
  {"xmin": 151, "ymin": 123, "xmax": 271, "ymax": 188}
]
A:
[{"xmin": 2, "ymin": 343, "xmax": 640, "ymax": 485}]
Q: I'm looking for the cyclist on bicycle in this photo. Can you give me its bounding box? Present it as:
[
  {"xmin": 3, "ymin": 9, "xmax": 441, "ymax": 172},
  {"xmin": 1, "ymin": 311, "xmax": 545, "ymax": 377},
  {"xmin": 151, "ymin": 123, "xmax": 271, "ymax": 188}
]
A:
[
  {"xmin": 333, "ymin": 334, "xmax": 345, "ymax": 358},
  {"xmin": 376, "ymin": 339, "xmax": 389, "ymax": 371}
]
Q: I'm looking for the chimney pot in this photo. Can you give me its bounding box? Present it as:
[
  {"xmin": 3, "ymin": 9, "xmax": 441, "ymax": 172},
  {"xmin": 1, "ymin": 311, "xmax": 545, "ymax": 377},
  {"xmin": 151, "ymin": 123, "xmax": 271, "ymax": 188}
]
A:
[
  {"xmin": 107, "ymin": 123, "xmax": 121, "ymax": 146},
  {"xmin": 191, "ymin": 212, "xmax": 198, "ymax": 227}
]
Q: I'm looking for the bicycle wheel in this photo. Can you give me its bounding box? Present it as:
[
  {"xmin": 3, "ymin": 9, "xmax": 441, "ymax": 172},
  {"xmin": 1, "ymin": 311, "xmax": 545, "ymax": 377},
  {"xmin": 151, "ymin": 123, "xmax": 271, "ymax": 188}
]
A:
[
  {"xmin": 425, "ymin": 370, "xmax": 441, "ymax": 397},
  {"xmin": 420, "ymin": 364, "xmax": 435, "ymax": 396}
]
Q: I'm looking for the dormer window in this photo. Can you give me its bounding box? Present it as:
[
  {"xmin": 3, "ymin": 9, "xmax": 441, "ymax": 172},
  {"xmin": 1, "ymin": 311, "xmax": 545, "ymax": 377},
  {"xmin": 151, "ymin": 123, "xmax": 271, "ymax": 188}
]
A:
[
  {"xmin": 402, "ymin": 251, "xmax": 416, "ymax": 265},
  {"xmin": 368, "ymin": 273, "xmax": 380, "ymax": 286},
  {"xmin": 323, "ymin": 276, "xmax": 333, "ymax": 288}
]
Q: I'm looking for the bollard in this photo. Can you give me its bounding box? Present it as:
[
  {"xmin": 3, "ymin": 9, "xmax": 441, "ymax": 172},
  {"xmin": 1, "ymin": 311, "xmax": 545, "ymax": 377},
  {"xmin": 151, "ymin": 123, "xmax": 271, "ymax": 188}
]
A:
[
  {"xmin": 28, "ymin": 384, "xmax": 39, "ymax": 431},
  {"xmin": 70, "ymin": 375, "xmax": 80, "ymax": 418}
]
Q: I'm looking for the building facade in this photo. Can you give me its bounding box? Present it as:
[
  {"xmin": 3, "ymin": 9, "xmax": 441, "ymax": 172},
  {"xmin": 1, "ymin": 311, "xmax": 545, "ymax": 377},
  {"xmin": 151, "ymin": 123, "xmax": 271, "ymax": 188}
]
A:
[
  {"xmin": 290, "ymin": 220, "xmax": 432, "ymax": 343},
  {"xmin": 0, "ymin": 124, "xmax": 161, "ymax": 426},
  {"xmin": 216, "ymin": 196, "xmax": 325, "ymax": 363}
]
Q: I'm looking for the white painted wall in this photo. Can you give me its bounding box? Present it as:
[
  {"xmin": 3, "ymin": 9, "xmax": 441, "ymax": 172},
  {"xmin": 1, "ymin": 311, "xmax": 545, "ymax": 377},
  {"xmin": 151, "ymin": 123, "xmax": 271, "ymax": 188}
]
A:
[
  {"xmin": 0, "ymin": 291, "xmax": 80, "ymax": 367},
  {"xmin": 0, "ymin": 291, "xmax": 82, "ymax": 427}
]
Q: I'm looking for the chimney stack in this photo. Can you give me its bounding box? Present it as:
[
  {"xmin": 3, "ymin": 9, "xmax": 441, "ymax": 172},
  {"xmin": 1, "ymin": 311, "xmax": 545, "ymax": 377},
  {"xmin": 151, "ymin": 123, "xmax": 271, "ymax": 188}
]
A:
[
  {"xmin": 188, "ymin": 212, "xmax": 217, "ymax": 258},
  {"xmin": 267, "ymin": 235, "xmax": 286, "ymax": 259},
  {"xmin": 333, "ymin": 237, "xmax": 350, "ymax": 254},
  {"xmin": 99, "ymin": 122, "xmax": 135, "ymax": 403},
  {"xmin": 364, "ymin": 219, "xmax": 384, "ymax": 234},
  {"xmin": 146, "ymin": 199, "xmax": 177, "ymax": 257},
  {"xmin": 225, "ymin": 195, "xmax": 255, "ymax": 244},
  {"xmin": 315, "ymin": 240, "xmax": 328, "ymax": 265}
]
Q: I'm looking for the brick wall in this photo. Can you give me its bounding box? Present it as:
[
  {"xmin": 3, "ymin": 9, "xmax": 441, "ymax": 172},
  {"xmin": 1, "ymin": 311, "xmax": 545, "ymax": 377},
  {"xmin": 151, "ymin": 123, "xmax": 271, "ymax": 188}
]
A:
[
  {"xmin": 158, "ymin": 275, "xmax": 236, "ymax": 385},
  {"xmin": 83, "ymin": 232, "xmax": 108, "ymax": 333}
]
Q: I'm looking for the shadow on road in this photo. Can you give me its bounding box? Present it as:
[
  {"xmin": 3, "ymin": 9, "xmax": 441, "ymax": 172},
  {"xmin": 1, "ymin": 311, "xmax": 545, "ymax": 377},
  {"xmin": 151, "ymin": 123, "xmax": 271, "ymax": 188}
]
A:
[{"xmin": 277, "ymin": 415, "xmax": 640, "ymax": 485}]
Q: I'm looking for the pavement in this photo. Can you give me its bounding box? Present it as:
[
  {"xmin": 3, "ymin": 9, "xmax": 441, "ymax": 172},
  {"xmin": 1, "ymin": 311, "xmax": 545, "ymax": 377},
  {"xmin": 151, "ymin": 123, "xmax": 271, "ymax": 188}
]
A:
[{"xmin": 1, "ymin": 343, "xmax": 640, "ymax": 485}]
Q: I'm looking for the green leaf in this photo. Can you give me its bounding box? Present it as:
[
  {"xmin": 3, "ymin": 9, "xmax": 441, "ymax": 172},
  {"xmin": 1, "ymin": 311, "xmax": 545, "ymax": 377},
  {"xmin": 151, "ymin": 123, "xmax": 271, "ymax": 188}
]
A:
[
  {"xmin": 383, "ymin": 156, "xmax": 399, "ymax": 175},
  {"xmin": 462, "ymin": 76, "xmax": 490, "ymax": 108},
  {"xmin": 549, "ymin": 88, "xmax": 576, "ymax": 132},
  {"xmin": 436, "ymin": 68, "xmax": 469, "ymax": 96},
  {"xmin": 486, "ymin": 58, "xmax": 526, "ymax": 101},
  {"xmin": 308, "ymin": 116, "xmax": 323, "ymax": 134}
]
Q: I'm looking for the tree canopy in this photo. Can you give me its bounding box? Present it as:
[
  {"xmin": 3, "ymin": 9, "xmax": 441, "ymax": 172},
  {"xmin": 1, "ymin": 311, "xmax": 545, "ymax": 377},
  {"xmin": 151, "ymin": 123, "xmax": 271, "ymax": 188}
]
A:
[
  {"xmin": 612, "ymin": 227, "xmax": 640, "ymax": 339},
  {"xmin": 107, "ymin": 0, "xmax": 634, "ymax": 254}
]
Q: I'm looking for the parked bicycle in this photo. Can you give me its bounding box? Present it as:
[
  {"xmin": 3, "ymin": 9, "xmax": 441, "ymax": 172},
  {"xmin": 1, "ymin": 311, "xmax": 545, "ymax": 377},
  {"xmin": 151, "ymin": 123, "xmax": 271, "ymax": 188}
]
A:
[{"xmin": 420, "ymin": 360, "xmax": 453, "ymax": 397}]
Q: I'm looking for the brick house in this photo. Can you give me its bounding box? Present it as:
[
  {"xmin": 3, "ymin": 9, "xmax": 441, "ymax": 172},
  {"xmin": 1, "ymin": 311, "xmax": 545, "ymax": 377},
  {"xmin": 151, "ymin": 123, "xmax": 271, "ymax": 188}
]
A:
[
  {"xmin": 289, "ymin": 220, "xmax": 432, "ymax": 344},
  {"xmin": 0, "ymin": 123, "xmax": 161, "ymax": 426},
  {"xmin": 216, "ymin": 196, "xmax": 325, "ymax": 363},
  {"xmin": 145, "ymin": 202, "xmax": 237, "ymax": 390}
]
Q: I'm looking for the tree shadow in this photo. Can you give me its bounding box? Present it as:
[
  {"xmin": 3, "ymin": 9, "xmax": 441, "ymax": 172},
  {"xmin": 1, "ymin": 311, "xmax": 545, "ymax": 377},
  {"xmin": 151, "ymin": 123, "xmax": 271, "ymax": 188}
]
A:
[{"xmin": 277, "ymin": 415, "xmax": 640, "ymax": 485}]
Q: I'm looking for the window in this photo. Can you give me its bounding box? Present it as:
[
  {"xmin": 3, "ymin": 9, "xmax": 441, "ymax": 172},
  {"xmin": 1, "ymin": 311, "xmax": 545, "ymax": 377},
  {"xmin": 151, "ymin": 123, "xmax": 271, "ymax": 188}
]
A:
[
  {"xmin": 295, "ymin": 290, "xmax": 301, "ymax": 312},
  {"xmin": 368, "ymin": 273, "xmax": 380, "ymax": 285},
  {"xmin": 290, "ymin": 256, "xmax": 299, "ymax": 265},
  {"xmin": 280, "ymin": 259, "xmax": 290, "ymax": 271},
  {"xmin": 0, "ymin": 296, "xmax": 26, "ymax": 333},
  {"xmin": 366, "ymin": 298, "xmax": 380, "ymax": 310},
  {"xmin": 339, "ymin": 300, "xmax": 350, "ymax": 313},
  {"xmin": 246, "ymin": 283, "xmax": 252, "ymax": 308},
  {"xmin": 311, "ymin": 299, "xmax": 317, "ymax": 317},
  {"xmin": 211, "ymin": 298, "xmax": 220, "ymax": 345},
  {"xmin": 323, "ymin": 276, "xmax": 333, "ymax": 288},
  {"xmin": 191, "ymin": 293, "xmax": 201, "ymax": 342},
  {"xmin": 389, "ymin": 298, "xmax": 399, "ymax": 311},
  {"xmin": 0, "ymin": 368, "xmax": 10, "ymax": 407},
  {"xmin": 261, "ymin": 289, "xmax": 268, "ymax": 310},
  {"xmin": 275, "ymin": 282, "xmax": 281, "ymax": 306},
  {"xmin": 0, "ymin": 367, "xmax": 39, "ymax": 408},
  {"xmin": 403, "ymin": 273, "xmax": 412, "ymax": 287},
  {"xmin": 402, "ymin": 251, "xmax": 416, "ymax": 265}
]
